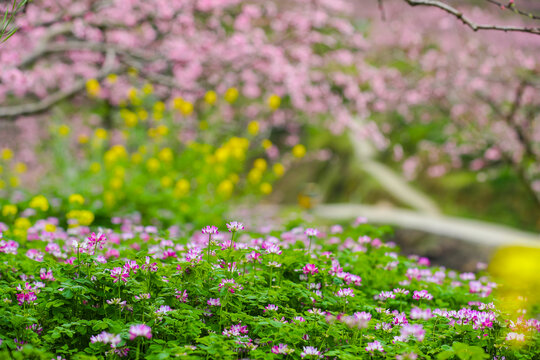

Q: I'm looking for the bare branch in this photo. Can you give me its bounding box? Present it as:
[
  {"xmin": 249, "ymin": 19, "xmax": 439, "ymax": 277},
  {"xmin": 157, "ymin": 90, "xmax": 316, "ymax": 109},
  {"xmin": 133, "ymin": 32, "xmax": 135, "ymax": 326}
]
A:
[
  {"xmin": 403, "ymin": 0, "xmax": 540, "ymax": 35},
  {"xmin": 0, "ymin": 49, "xmax": 118, "ymax": 119},
  {"xmin": 484, "ymin": 0, "xmax": 540, "ymax": 21}
]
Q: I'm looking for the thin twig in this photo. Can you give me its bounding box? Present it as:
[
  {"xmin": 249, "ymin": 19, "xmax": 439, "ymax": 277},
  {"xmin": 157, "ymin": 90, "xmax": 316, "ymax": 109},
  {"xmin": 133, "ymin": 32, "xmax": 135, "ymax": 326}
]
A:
[{"xmin": 403, "ymin": 0, "xmax": 540, "ymax": 35}]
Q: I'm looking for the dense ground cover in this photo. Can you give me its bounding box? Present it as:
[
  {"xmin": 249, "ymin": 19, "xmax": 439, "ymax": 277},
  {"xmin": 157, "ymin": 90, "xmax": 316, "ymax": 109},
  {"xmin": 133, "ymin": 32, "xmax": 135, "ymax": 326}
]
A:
[{"xmin": 0, "ymin": 215, "xmax": 538, "ymax": 359}]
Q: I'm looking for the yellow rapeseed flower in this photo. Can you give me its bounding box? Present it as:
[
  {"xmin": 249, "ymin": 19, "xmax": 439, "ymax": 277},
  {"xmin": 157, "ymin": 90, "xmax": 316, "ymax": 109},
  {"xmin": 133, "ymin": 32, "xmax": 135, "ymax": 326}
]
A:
[
  {"xmin": 260, "ymin": 182, "xmax": 272, "ymax": 195},
  {"xmin": 15, "ymin": 217, "xmax": 31, "ymax": 229},
  {"xmin": 9, "ymin": 176, "xmax": 19, "ymax": 187},
  {"xmin": 292, "ymin": 144, "xmax": 306, "ymax": 158},
  {"xmin": 273, "ymin": 163, "xmax": 285, "ymax": 177},
  {"xmin": 161, "ymin": 176, "xmax": 173, "ymax": 188},
  {"xmin": 106, "ymin": 74, "xmax": 117, "ymax": 84},
  {"xmin": 253, "ymin": 158, "xmax": 267, "ymax": 171},
  {"xmin": 142, "ymin": 83, "xmax": 154, "ymax": 95},
  {"xmin": 58, "ymin": 125, "xmax": 70, "ymax": 137},
  {"xmin": 14, "ymin": 162, "xmax": 27, "ymax": 174},
  {"xmin": 78, "ymin": 134, "xmax": 89, "ymax": 144},
  {"xmin": 2, "ymin": 204, "xmax": 17, "ymax": 217},
  {"xmin": 174, "ymin": 179, "xmax": 190, "ymax": 197},
  {"xmin": 204, "ymin": 90, "xmax": 217, "ymax": 105},
  {"xmin": 199, "ymin": 120, "xmax": 209, "ymax": 130},
  {"xmin": 69, "ymin": 194, "xmax": 85, "ymax": 205},
  {"xmin": 224, "ymin": 87, "xmax": 239, "ymax": 103},
  {"xmin": 247, "ymin": 121, "xmax": 259, "ymax": 135},
  {"xmin": 67, "ymin": 210, "xmax": 95, "ymax": 226},
  {"xmin": 90, "ymin": 162, "xmax": 101, "ymax": 173},
  {"xmin": 0, "ymin": 180, "xmax": 5, "ymax": 189},
  {"xmin": 154, "ymin": 101, "xmax": 166, "ymax": 113},
  {"xmin": 138, "ymin": 109, "xmax": 149, "ymax": 121},
  {"xmin": 158, "ymin": 148, "xmax": 174, "ymax": 163},
  {"xmin": 217, "ymin": 179, "xmax": 234, "ymax": 198},
  {"xmin": 131, "ymin": 153, "xmax": 142, "ymax": 164},
  {"xmin": 248, "ymin": 168, "xmax": 262, "ymax": 184},
  {"xmin": 262, "ymin": 139, "xmax": 272, "ymax": 149},
  {"xmin": 1, "ymin": 148, "xmax": 13, "ymax": 161},
  {"xmin": 29, "ymin": 195, "xmax": 49, "ymax": 211},
  {"xmin": 268, "ymin": 94, "xmax": 281, "ymax": 111},
  {"xmin": 123, "ymin": 111, "xmax": 138, "ymax": 127},
  {"xmin": 146, "ymin": 158, "xmax": 160, "ymax": 172},
  {"xmin": 95, "ymin": 128, "xmax": 108, "ymax": 140},
  {"xmin": 86, "ymin": 78, "xmax": 100, "ymax": 97},
  {"xmin": 44, "ymin": 223, "xmax": 56, "ymax": 233}
]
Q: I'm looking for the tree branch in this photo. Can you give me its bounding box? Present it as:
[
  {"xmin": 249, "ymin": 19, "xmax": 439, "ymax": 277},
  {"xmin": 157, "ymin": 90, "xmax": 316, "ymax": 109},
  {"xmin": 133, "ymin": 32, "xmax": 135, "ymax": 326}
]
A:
[
  {"xmin": 403, "ymin": 0, "xmax": 540, "ymax": 35},
  {"xmin": 0, "ymin": 49, "xmax": 118, "ymax": 119},
  {"xmin": 484, "ymin": 0, "xmax": 540, "ymax": 21}
]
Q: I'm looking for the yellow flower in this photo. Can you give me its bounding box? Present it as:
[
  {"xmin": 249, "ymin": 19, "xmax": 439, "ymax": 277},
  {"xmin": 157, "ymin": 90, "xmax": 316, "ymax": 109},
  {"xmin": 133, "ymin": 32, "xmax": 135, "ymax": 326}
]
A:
[
  {"xmin": 90, "ymin": 162, "xmax": 101, "ymax": 173},
  {"xmin": 67, "ymin": 210, "xmax": 95, "ymax": 226},
  {"xmin": 146, "ymin": 158, "xmax": 160, "ymax": 172},
  {"xmin": 217, "ymin": 179, "xmax": 234, "ymax": 198},
  {"xmin": 58, "ymin": 125, "xmax": 70, "ymax": 137},
  {"xmin": 106, "ymin": 74, "xmax": 117, "ymax": 84},
  {"xmin": 123, "ymin": 111, "xmax": 138, "ymax": 127},
  {"xmin": 154, "ymin": 101, "xmax": 166, "ymax": 113},
  {"xmin": 29, "ymin": 195, "xmax": 49, "ymax": 211},
  {"xmin": 247, "ymin": 121, "xmax": 259, "ymax": 136},
  {"xmin": 204, "ymin": 90, "xmax": 218, "ymax": 105},
  {"xmin": 268, "ymin": 94, "xmax": 281, "ymax": 111},
  {"xmin": 174, "ymin": 179, "xmax": 190, "ymax": 197},
  {"xmin": 138, "ymin": 109, "xmax": 149, "ymax": 121},
  {"xmin": 260, "ymin": 182, "xmax": 272, "ymax": 195},
  {"xmin": 14, "ymin": 217, "xmax": 31, "ymax": 229},
  {"xmin": 0, "ymin": 165, "xmax": 3, "ymax": 174},
  {"xmin": 161, "ymin": 176, "xmax": 173, "ymax": 188},
  {"xmin": 131, "ymin": 153, "xmax": 142, "ymax": 164},
  {"xmin": 86, "ymin": 78, "xmax": 100, "ymax": 97},
  {"xmin": 95, "ymin": 128, "xmax": 108, "ymax": 140},
  {"xmin": 262, "ymin": 139, "xmax": 272, "ymax": 149},
  {"xmin": 224, "ymin": 87, "xmax": 239, "ymax": 103},
  {"xmin": 142, "ymin": 83, "xmax": 154, "ymax": 95},
  {"xmin": 127, "ymin": 67, "xmax": 138, "ymax": 77},
  {"xmin": 273, "ymin": 163, "xmax": 285, "ymax": 177},
  {"xmin": 14, "ymin": 162, "xmax": 27, "ymax": 174},
  {"xmin": 2, "ymin": 204, "xmax": 17, "ymax": 217},
  {"xmin": 78, "ymin": 134, "xmax": 89, "ymax": 144},
  {"xmin": 69, "ymin": 194, "xmax": 85, "ymax": 205},
  {"xmin": 292, "ymin": 144, "xmax": 306, "ymax": 158},
  {"xmin": 109, "ymin": 178, "xmax": 123, "ymax": 190},
  {"xmin": 229, "ymin": 173, "xmax": 239, "ymax": 184},
  {"xmin": 253, "ymin": 158, "xmax": 267, "ymax": 171},
  {"xmin": 127, "ymin": 87, "xmax": 140, "ymax": 105},
  {"xmin": 248, "ymin": 168, "xmax": 262, "ymax": 184},
  {"xmin": 9, "ymin": 176, "xmax": 19, "ymax": 187},
  {"xmin": 158, "ymin": 148, "xmax": 174, "ymax": 163},
  {"xmin": 199, "ymin": 120, "xmax": 209, "ymax": 130},
  {"xmin": 44, "ymin": 224, "xmax": 56, "ymax": 233},
  {"xmin": 156, "ymin": 125, "xmax": 169, "ymax": 136},
  {"xmin": 0, "ymin": 180, "xmax": 4, "ymax": 189},
  {"xmin": 1, "ymin": 148, "xmax": 13, "ymax": 161}
]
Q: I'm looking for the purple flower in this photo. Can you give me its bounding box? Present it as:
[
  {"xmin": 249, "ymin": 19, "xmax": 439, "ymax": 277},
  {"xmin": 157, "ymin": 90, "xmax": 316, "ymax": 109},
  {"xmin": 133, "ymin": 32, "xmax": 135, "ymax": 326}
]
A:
[
  {"xmin": 336, "ymin": 288, "xmax": 355, "ymax": 298},
  {"xmin": 129, "ymin": 324, "xmax": 152, "ymax": 340},
  {"xmin": 302, "ymin": 264, "xmax": 318, "ymax": 275},
  {"xmin": 300, "ymin": 346, "xmax": 322, "ymax": 358},
  {"xmin": 412, "ymin": 290, "xmax": 433, "ymax": 300},
  {"xmin": 304, "ymin": 228, "xmax": 319, "ymax": 237},
  {"xmin": 207, "ymin": 298, "xmax": 221, "ymax": 306},
  {"xmin": 264, "ymin": 304, "xmax": 279, "ymax": 312},
  {"xmin": 226, "ymin": 221, "xmax": 244, "ymax": 232},
  {"xmin": 202, "ymin": 225, "xmax": 219, "ymax": 235},
  {"xmin": 222, "ymin": 323, "xmax": 248, "ymax": 337},
  {"xmin": 365, "ymin": 340, "xmax": 384, "ymax": 353},
  {"xmin": 272, "ymin": 343, "xmax": 294, "ymax": 355}
]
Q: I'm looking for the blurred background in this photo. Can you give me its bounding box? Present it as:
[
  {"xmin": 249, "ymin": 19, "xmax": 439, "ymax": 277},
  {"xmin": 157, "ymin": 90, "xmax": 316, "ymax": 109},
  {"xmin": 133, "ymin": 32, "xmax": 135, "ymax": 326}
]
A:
[{"xmin": 0, "ymin": 0, "xmax": 539, "ymax": 274}]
